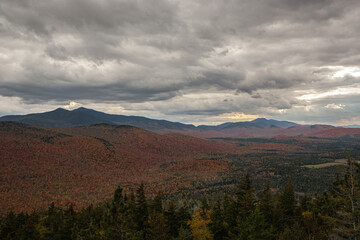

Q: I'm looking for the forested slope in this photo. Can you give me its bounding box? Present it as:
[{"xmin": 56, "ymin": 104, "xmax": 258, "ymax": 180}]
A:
[{"xmin": 2, "ymin": 161, "xmax": 360, "ymax": 240}]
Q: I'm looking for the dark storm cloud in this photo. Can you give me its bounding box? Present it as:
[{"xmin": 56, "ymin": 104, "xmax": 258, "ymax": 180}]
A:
[
  {"xmin": 0, "ymin": 82, "xmax": 180, "ymax": 103},
  {"xmin": 0, "ymin": 0, "xmax": 179, "ymax": 35},
  {"xmin": 0, "ymin": 0, "xmax": 360, "ymax": 124},
  {"xmin": 189, "ymin": 71, "xmax": 245, "ymax": 90}
]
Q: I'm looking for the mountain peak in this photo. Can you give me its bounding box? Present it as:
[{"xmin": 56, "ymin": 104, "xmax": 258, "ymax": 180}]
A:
[
  {"xmin": 53, "ymin": 108, "xmax": 69, "ymax": 112},
  {"xmin": 250, "ymin": 118, "xmax": 299, "ymax": 128},
  {"xmin": 72, "ymin": 107, "xmax": 92, "ymax": 111},
  {"xmin": 251, "ymin": 118, "xmax": 268, "ymax": 122}
]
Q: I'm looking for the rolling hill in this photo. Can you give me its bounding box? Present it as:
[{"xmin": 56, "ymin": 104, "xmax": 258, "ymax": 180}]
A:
[
  {"xmin": 0, "ymin": 121, "xmax": 236, "ymax": 214},
  {"xmin": 2, "ymin": 120, "xmax": 360, "ymax": 214}
]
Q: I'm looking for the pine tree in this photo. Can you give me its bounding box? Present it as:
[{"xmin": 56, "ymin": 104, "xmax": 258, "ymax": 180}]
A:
[
  {"xmin": 209, "ymin": 200, "xmax": 228, "ymax": 240},
  {"xmin": 236, "ymin": 172, "xmax": 255, "ymax": 217},
  {"xmin": 227, "ymin": 173, "xmax": 257, "ymax": 238},
  {"xmin": 135, "ymin": 183, "xmax": 148, "ymax": 232},
  {"xmin": 280, "ymin": 179, "xmax": 296, "ymax": 218},
  {"xmin": 165, "ymin": 201, "xmax": 179, "ymax": 237},
  {"xmin": 103, "ymin": 185, "xmax": 128, "ymax": 239},
  {"xmin": 329, "ymin": 157, "xmax": 360, "ymax": 239},
  {"xmin": 201, "ymin": 197, "xmax": 210, "ymax": 212},
  {"xmin": 260, "ymin": 181, "xmax": 273, "ymax": 225},
  {"xmin": 236, "ymin": 172, "xmax": 252, "ymax": 201},
  {"xmin": 124, "ymin": 190, "xmax": 141, "ymax": 239},
  {"xmin": 145, "ymin": 212, "xmax": 170, "ymax": 240},
  {"xmin": 149, "ymin": 192, "xmax": 162, "ymax": 214},
  {"xmin": 177, "ymin": 202, "xmax": 192, "ymax": 228},
  {"xmin": 113, "ymin": 185, "xmax": 124, "ymax": 207},
  {"xmin": 222, "ymin": 193, "xmax": 237, "ymax": 231}
]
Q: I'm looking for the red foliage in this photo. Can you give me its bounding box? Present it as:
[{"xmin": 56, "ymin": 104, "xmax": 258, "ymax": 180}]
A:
[
  {"xmin": 0, "ymin": 123, "xmax": 235, "ymax": 214},
  {"xmin": 3, "ymin": 122, "xmax": 357, "ymax": 214}
]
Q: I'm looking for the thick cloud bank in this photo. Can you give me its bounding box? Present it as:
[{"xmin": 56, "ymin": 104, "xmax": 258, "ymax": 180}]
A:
[{"xmin": 0, "ymin": 0, "xmax": 359, "ymax": 125}]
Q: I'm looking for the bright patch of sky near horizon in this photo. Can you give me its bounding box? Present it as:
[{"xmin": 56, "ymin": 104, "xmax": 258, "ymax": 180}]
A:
[{"xmin": 0, "ymin": 0, "xmax": 360, "ymax": 126}]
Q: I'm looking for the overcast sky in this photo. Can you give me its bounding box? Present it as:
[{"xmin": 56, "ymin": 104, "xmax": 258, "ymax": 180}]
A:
[{"xmin": 0, "ymin": 0, "xmax": 360, "ymax": 125}]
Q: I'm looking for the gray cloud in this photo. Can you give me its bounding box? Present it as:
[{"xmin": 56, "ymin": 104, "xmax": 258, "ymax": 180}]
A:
[{"xmin": 0, "ymin": 0, "xmax": 360, "ymax": 125}]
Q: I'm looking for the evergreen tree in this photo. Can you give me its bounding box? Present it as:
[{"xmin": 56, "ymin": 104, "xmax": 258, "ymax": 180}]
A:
[
  {"xmin": 135, "ymin": 183, "xmax": 148, "ymax": 232},
  {"xmin": 280, "ymin": 179, "xmax": 296, "ymax": 219},
  {"xmin": 222, "ymin": 193, "xmax": 237, "ymax": 231},
  {"xmin": 209, "ymin": 200, "xmax": 228, "ymax": 240},
  {"xmin": 236, "ymin": 172, "xmax": 252, "ymax": 201},
  {"xmin": 201, "ymin": 197, "xmax": 210, "ymax": 212},
  {"xmin": 177, "ymin": 202, "xmax": 192, "ymax": 229},
  {"xmin": 125, "ymin": 190, "xmax": 140, "ymax": 238},
  {"xmin": 103, "ymin": 185, "xmax": 128, "ymax": 240},
  {"xmin": 165, "ymin": 201, "xmax": 179, "ymax": 238},
  {"xmin": 113, "ymin": 185, "xmax": 124, "ymax": 207},
  {"xmin": 236, "ymin": 172, "xmax": 255, "ymax": 217},
  {"xmin": 231, "ymin": 173, "xmax": 256, "ymax": 237},
  {"xmin": 145, "ymin": 212, "xmax": 170, "ymax": 240},
  {"xmin": 329, "ymin": 157, "xmax": 360, "ymax": 239},
  {"xmin": 149, "ymin": 192, "xmax": 162, "ymax": 214},
  {"xmin": 260, "ymin": 181, "xmax": 274, "ymax": 225},
  {"xmin": 300, "ymin": 195, "xmax": 310, "ymax": 212}
]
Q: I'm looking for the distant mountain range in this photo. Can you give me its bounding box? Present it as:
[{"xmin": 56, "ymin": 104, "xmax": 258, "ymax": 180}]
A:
[
  {"xmin": 0, "ymin": 107, "xmax": 195, "ymax": 130},
  {"xmin": 0, "ymin": 107, "xmax": 298, "ymax": 130},
  {"xmin": 347, "ymin": 125, "xmax": 360, "ymax": 128},
  {"xmin": 1, "ymin": 107, "xmax": 360, "ymax": 138}
]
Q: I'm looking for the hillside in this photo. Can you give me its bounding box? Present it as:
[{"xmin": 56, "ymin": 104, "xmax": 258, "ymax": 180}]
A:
[
  {"xmin": 170, "ymin": 124, "xmax": 360, "ymax": 139},
  {"xmin": 0, "ymin": 122, "xmax": 235, "ymax": 214},
  {"xmin": 2, "ymin": 121, "xmax": 360, "ymax": 214}
]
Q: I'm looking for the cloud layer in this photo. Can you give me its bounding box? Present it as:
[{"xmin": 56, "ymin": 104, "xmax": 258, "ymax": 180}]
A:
[{"xmin": 0, "ymin": 0, "xmax": 360, "ymax": 125}]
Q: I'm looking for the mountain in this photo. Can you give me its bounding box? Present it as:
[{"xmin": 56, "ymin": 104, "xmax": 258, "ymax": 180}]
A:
[
  {"xmin": 0, "ymin": 107, "xmax": 195, "ymax": 131},
  {"xmin": 0, "ymin": 108, "xmax": 112, "ymax": 128},
  {"xmin": 250, "ymin": 118, "xmax": 299, "ymax": 128},
  {"xmin": 3, "ymin": 107, "xmax": 360, "ymax": 138},
  {"xmin": 212, "ymin": 118, "xmax": 298, "ymax": 130},
  {"xmin": 0, "ymin": 107, "xmax": 299, "ymax": 130}
]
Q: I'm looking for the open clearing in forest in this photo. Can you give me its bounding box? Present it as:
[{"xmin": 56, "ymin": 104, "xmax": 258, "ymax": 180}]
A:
[{"xmin": 303, "ymin": 162, "xmax": 344, "ymax": 169}]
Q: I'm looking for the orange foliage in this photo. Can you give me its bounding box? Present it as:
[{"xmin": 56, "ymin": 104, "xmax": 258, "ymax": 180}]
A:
[{"xmin": 0, "ymin": 123, "xmax": 235, "ymax": 214}]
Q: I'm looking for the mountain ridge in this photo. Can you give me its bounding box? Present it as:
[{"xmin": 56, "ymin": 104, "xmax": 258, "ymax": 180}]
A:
[
  {"xmin": 0, "ymin": 107, "xmax": 196, "ymax": 131},
  {"xmin": 0, "ymin": 107, "xmax": 298, "ymax": 130},
  {"xmin": 2, "ymin": 107, "xmax": 360, "ymax": 138}
]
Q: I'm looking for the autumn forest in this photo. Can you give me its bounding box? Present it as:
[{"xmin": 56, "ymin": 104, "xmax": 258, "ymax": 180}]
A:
[{"xmin": 1, "ymin": 119, "xmax": 360, "ymax": 239}]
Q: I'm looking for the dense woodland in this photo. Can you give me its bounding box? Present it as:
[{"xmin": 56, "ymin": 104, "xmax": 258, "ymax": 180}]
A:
[
  {"xmin": 3, "ymin": 122, "xmax": 360, "ymax": 215},
  {"xmin": 2, "ymin": 156, "xmax": 360, "ymax": 240}
]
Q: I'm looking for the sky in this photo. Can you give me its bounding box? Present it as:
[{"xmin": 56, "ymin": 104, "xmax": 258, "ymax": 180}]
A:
[{"xmin": 0, "ymin": 0, "xmax": 360, "ymax": 126}]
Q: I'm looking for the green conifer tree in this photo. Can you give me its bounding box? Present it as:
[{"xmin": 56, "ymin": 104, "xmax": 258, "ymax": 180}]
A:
[
  {"xmin": 280, "ymin": 179, "xmax": 296, "ymax": 218},
  {"xmin": 135, "ymin": 183, "xmax": 148, "ymax": 237}
]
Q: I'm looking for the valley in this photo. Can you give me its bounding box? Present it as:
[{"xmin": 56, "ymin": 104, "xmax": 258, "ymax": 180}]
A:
[{"xmin": 1, "ymin": 111, "xmax": 360, "ymax": 214}]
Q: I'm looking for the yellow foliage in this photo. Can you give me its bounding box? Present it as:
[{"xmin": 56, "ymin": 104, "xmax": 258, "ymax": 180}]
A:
[
  {"xmin": 35, "ymin": 223, "xmax": 49, "ymax": 239},
  {"xmin": 301, "ymin": 211, "xmax": 313, "ymax": 218},
  {"xmin": 188, "ymin": 210, "xmax": 214, "ymax": 240}
]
